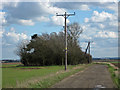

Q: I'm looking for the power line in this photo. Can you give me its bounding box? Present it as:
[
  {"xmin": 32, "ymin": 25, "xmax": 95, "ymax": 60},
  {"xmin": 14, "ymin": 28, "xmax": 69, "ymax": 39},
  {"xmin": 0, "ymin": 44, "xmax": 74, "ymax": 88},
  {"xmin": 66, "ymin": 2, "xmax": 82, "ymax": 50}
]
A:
[{"xmin": 56, "ymin": 12, "xmax": 75, "ymax": 71}]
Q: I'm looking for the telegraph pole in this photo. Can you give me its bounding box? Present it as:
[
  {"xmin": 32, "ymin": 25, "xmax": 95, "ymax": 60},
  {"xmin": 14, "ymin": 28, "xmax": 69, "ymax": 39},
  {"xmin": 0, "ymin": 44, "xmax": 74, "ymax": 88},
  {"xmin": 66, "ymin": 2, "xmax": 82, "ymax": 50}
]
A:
[
  {"xmin": 85, "ymin": 41, "xmax": 93, "ymax": 63},
  {"xmin": 56, "ymin": 12, "xmax": 75, "ymax": 71}
]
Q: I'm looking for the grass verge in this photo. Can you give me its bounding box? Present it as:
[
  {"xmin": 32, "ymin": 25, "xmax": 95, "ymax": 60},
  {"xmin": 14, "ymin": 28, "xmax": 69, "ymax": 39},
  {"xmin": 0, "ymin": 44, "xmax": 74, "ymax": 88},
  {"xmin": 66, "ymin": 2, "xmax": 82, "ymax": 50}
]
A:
[{"xmin": 107, "ymin": 64, "xmax": 120, "ymax": 88}]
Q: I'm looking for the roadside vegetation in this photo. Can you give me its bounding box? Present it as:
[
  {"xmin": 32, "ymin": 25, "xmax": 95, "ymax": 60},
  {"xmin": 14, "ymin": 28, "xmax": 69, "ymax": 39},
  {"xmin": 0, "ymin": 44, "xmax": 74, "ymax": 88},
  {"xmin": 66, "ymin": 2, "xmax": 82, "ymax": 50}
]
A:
[
  {"xmin": 2, "ymin": 63, "xmax": 92, "ymax": 88},
  {"xmin": 107, "ymin": 63, "xmax": 120, "ymax": 88}
]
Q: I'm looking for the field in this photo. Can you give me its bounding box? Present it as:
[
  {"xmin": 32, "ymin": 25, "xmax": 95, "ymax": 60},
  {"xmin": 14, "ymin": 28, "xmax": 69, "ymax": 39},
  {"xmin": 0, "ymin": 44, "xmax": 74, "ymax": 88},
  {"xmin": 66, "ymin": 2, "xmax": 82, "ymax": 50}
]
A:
[
  {"xmin": 109, "ymin": 62, "xmax": 120, "ymax": 68},
  {"xmin": 93, "ymin": 60, "xmax": 120, "ymax": 68},
  {"xmin": 2, "ymin": 62, "xmax": 91, "ymax": 88}
]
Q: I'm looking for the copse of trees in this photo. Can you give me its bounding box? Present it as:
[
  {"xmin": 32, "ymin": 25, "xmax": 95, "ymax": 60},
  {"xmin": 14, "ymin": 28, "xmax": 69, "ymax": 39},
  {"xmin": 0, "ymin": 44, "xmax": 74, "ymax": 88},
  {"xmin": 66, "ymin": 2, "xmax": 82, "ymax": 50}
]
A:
[{"xmin": 16, "ymin": 22, "xmax": 92, "ymax": 66}]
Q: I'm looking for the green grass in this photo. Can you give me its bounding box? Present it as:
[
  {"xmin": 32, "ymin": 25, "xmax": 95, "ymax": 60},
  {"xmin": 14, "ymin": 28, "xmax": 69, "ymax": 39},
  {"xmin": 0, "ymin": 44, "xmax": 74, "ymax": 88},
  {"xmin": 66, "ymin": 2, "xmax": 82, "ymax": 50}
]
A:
[
  {"xmin": 107, "ymin": 64, "xmax": 120, "ymax": 88},
  {"xmin": 2, "ymin": 63, "xmax": 91, "ymax": 88}
]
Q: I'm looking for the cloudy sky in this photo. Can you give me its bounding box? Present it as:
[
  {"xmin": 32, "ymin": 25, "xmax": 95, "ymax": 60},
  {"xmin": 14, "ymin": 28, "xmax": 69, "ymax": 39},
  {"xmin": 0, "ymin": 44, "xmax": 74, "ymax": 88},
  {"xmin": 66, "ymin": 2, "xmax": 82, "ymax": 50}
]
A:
[{"xmin": 0, "ymin": 0, "xmax": 119, "ymax": 60}]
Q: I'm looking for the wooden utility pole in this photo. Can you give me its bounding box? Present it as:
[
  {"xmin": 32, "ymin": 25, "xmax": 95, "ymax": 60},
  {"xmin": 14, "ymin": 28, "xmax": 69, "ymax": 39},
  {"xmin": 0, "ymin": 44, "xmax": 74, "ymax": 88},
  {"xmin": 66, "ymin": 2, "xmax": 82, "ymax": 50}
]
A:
[
  {"xmin": 85, "ymin": 41, "xmax": 93, "ymax": 63},
  {"xmin": 56, "ymin": 12, "xmax": 75, "ymax": 71}
]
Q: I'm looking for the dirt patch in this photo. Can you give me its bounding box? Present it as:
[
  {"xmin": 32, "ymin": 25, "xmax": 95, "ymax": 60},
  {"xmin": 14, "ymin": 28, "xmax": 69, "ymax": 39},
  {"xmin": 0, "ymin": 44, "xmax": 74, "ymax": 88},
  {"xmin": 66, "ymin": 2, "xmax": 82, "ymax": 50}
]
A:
[
  {"xmin": 20, "ymin": 68, "xmax": 43, "ymax": 69},
  {"xmin": 2, "ymin": 62, "xmax": 21, "ymax": 65},
  {"xmin": 94, "ymin": 62, "xmax": 119, "ymax": 69},
  {"xmin": 2, "ymin": 66, "xmax": 17, "ymax": 68},
  {"xmin": 111, "ymin": 63, "xmax": 120, "ymax": 68}
]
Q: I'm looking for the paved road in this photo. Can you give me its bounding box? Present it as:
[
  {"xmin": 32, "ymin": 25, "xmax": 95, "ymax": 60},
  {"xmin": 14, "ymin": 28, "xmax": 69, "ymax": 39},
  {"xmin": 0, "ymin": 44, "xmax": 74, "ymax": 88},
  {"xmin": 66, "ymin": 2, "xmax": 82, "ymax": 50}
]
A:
[{"xmin": 52, "ymin": 64, "xmax": 116, "ymax": 88}]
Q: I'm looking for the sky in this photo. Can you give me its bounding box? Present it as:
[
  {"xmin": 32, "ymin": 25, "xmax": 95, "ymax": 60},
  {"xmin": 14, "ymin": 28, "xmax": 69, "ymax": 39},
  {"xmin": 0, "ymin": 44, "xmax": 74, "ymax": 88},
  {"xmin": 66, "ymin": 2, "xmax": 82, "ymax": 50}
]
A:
[{"xmin": 0, "ymin": 0, "xmax": 119, "ymax": 60}]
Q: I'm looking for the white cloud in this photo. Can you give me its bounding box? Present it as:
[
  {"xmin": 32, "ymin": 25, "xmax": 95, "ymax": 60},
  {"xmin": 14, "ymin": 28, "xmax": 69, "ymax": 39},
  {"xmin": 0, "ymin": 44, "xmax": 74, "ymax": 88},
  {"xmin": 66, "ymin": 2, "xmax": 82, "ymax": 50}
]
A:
[
  {"xmin": 84, "ymin": 10, "xmax": 117, "ymax": 32},
  {"xmin": 52, "ymin": 2, "xmax": 118, "ymax": 13},
  {"xmin": 0, "ymin": 12, "xmax": 7, "ymax": 25},
  {"xmin": 47, "ymin": 5, "xmax": 66, "ymax": 15},
  {"xmin": 95, "ymin": 31, "xmax": 118, "ymax": 38},
  {"xmin": 3, "ymin": 27, "xmax": 28, "ymax": 45},
  {"xmin": 79, "ymin": 4, "xmax": 90, "ymax": 10},
  {"xmin": 18, "ymin": 19, "xmax": 34, "ymax": 26},
  {"xmin": 81, "ymin": 24, "xmax": 97, "ymax": 36},
  {"xmin": 109, "ymin": 21, "xmax": 118, "ymax": 27},
  {"xmin": 91, "ymin": 11, "xmax": 114, "ymax": 22},
  {"xmin": 36, "ymin": 16, "xmax": 50, "ymax": 22},
  {"xmin": 3, "ymin": 2, "xmax": 118, "ymax": 27},
  {"xmin": 37, "ymin": 2, "xmax": 69, "ymax": 26},
  {"xmin": 51, "ymin": 2, "xmax": 90, "ymax": 10},
  {"xmin": 51, "ymin": 16, "xmax": 69, "ymax": 26},
  {"xmin": 94, "ymin": 2, "xmax": 118, "ymax": 12},
  {"xmin": 80, "ymin": 42, "xmax": 87, "ymax": 50},
  {"xmin": 80, "ymin": 41, "xmax": 96, "ymax": 51},
  {"xmin": 81, "ymin": 34, "xmax": 92, "ymax": 40},
  {"xmin": 106, "ymin": 4, "xmax": 118, "ymax": 12},
  {"xmin": 3, "ymin": 2, "xmax": 67, "ymax": 26},
  {"xmin": 6, "ymin": 31, "xmax": 28, "ymax": 42},
  {"xmin": 80, "ymin": 8, "xmax": 118, "ymax": 58}
]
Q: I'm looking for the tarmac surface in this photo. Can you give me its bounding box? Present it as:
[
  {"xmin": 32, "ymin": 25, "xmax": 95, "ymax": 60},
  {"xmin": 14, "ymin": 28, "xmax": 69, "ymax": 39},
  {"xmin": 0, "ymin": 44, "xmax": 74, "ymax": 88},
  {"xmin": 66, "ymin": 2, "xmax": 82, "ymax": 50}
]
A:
[{"xmin": 52, "ymin": 64, "xmax": 116, "ymax": 88}]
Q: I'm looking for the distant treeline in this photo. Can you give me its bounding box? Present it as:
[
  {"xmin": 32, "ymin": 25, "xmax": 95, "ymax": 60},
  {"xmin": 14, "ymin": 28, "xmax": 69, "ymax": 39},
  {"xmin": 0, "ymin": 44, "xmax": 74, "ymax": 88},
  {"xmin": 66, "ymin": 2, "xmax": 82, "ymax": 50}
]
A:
[
  {"xmin": 93, "ymin": 57, "xmax": 120, "ymax": 60},
  {"xmin": 1, "ymin": 60, "xmax": 20, "ymax": 63},
  {"xmin": 16, "ymin": 23, "xmax": 92, "ymax": 66}
]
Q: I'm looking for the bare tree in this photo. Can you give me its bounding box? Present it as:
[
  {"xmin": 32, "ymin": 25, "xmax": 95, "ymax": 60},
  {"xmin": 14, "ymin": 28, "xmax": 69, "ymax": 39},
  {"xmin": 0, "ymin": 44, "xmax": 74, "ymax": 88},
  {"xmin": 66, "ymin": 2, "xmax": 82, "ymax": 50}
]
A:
[
  {"xmin": 67, "ymin": 22, "xmax": 83, "ymax": 43},
  {"xmin": 15, "ymin": 40, "xmax": 29, "ymax": 65}
]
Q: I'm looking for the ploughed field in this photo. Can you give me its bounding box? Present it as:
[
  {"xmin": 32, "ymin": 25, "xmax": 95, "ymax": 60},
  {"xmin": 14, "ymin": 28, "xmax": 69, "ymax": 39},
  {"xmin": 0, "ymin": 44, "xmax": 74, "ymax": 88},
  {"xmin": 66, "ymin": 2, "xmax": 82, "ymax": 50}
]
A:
[
  {"xmin": 1, "ymin": 62, "xmax": 90, "ymax": 88},
  {"xmin": 110, "ymin": 62, "xmax": 120, "ymax": 68},
  {"xmin": 93, "ymin": 60, "xmax": 120, "ymax": 68}
]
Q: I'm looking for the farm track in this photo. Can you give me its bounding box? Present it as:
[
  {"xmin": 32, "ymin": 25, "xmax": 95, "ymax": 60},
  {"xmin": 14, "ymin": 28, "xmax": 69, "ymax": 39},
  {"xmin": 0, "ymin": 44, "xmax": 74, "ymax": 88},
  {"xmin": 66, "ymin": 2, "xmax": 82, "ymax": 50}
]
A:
[{"xmin": 52, "ymin": 64, "xmax": 116, "ymax": 88}]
